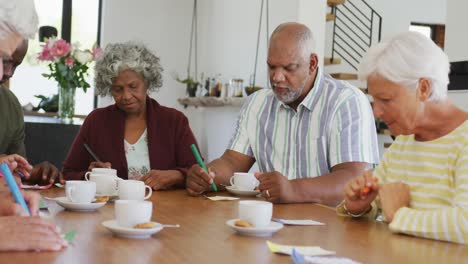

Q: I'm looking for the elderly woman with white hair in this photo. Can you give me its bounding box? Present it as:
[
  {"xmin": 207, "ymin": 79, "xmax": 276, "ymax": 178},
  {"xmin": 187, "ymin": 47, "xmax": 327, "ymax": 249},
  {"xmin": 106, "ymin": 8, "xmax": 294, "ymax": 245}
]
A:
[
  {"xmin": 338, "ymin": 31, "xmax": 468, "ymax": 244},
  {"xmin": 63, "ymin": 42, "xmax": 200, "ymax": 191}
]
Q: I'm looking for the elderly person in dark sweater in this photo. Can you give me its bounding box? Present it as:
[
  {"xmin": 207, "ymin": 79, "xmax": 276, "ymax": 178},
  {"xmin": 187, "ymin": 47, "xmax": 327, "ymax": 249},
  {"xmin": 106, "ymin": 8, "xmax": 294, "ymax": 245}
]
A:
[{"xmin": 62, "ymin": 42, "xmax": 199, "ymax": 190}]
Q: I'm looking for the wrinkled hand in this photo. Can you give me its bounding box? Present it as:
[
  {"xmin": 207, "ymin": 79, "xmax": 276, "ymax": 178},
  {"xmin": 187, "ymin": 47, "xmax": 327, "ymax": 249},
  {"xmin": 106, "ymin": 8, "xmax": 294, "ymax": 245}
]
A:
[
  {"xmin": 255, "ymin": 171, "xmax": 295, "ymax": 203},
  {"xmin": 0, "ymin": 190, "xmax": 40, "ymax": 216},
  {"xmin": 88, "ymin": 161, "xmax": 112, "ymax": 171},
  {"xmin": 27, "ymin": 162, "xmax": 64, "ymax": 186},
  {"xmin": 380, "ymin": 182, "xmax": 411, "ymax": 222},
  {"xmin": 344, "ymin": 171, "xmax": 379, "ymax": 215},
  {"xmin": 0, "ymin": 176, "xmax": 22, "ymax": 192},
  {"xmin": 186, "ymin": 164, "xmax": 216, "ymax": 196},
  {"xmin": 0, "ymin": 154, "xmax": 32, "ymax": 178},
  {"xmin": 140, "ymin": 170, "xmax": 183, "ymax": 191},
  {"xmin": 0, "ymin": 216, "xmax": 67, "ymax": 251}
]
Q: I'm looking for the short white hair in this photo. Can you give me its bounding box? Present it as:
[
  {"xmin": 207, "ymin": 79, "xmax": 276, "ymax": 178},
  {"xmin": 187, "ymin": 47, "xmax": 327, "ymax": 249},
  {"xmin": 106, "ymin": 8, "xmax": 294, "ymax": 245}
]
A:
[
  {"xmin": 0, "ymin": 0, "xmax": 38, "ymax": 39},
  {"xmin": 271, "ymin": 22, "xmax": 316, "ymax": 60},
  {"xmin": 359, "ymin": 31, "xmax": 450, "ymax": 102}
]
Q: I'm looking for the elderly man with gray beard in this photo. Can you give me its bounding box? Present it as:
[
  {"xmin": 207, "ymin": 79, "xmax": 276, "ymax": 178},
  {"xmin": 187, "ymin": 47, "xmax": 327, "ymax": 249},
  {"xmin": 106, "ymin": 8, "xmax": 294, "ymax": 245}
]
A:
[{"xmin": 187, "ymin": 22, "xmax": 379, "ymax": 206}]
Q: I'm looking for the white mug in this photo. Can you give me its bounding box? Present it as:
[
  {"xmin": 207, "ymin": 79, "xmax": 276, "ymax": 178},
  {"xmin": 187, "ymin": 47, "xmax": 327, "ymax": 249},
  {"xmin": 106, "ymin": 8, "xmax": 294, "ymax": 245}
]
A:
[
  {"xmin": 115, "ymin": 200, "xmax": 152, "ymax": 228},
  {"xmin": 238, "ymin": 200, "xmax": 272, "ymax": 228},
  {"xmin": 87, "ymin": 168, "xmax": 117, "ymax": 175},
  {"xmin": 118, "ymin": 180, "xmax": 152, "ymax": 201},
  {"xmin": 65, "ymin": 181, "xmax": 96, "ymax": 203},
  {"xmin": 85, "ymin": 170, "xmax": 119, "ymax": 195},
  {"xmin": 230, "ymin": 172, "xmax": 259, "ymax": 190}
]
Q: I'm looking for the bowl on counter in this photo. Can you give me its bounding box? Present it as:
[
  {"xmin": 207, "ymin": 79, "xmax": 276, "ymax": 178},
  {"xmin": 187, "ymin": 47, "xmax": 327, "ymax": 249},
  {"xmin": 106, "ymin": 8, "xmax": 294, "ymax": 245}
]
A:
[{"xmin": 245, "ymin": 86, "xmax": 263, "ymax": 96}]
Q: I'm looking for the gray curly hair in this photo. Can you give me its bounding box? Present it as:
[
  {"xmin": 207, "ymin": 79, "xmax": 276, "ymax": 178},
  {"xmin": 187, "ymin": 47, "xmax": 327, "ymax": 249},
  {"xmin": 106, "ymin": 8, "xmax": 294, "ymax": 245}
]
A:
[{"xmin": 94, "ymin": 42, "xmax": 163, "ymax": 96}]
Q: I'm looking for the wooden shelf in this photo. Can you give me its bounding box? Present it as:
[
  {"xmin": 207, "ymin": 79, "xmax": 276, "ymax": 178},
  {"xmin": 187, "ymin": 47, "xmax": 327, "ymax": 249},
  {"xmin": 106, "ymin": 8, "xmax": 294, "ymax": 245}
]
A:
[
  {"xmin": 324, "ymin": 57, "xmax": 341, "ymax": 65},
  {"xmin": 326, "ymin": 13, "xmax": 336, "ymax": 22},
  {"xmin": 178, "ymin": 97, "xmax": 246, "ymax": 108},
  {"xmin": 327, "ymin": 0, "xmax": 346, "ymax": 7},
  {"xmin": 330, "ymin": 73, "xmax": 358, "ymax": 80},
  {"xmin": 23, "ymin": 111, "xmax": 87, "ymax": 119}
]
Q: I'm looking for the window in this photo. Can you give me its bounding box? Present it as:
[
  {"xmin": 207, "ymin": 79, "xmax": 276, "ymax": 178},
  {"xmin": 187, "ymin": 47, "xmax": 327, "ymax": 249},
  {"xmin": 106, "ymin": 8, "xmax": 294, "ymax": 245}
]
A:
[
  {"xmin": 409, "ymin": 22, "xmax": 445, "ymax": 49},
  {"xmin": 409, "ymin": 24, "xmax": 432, "ymax": 39},
  {"xmin": 10, "ymin": 0, "xmax": 101, "ymax": 116}
]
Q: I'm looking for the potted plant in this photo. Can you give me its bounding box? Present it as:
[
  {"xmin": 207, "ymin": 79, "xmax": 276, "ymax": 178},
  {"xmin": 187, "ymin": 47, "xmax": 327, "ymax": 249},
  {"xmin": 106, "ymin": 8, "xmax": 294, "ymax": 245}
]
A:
[
  {"xmin": 174, "ymin": 74, "xmax": 201, "ymax": 97},
  {"xmin": 37, "ymin": 37, "xmax": 101, "ymax": 122}
]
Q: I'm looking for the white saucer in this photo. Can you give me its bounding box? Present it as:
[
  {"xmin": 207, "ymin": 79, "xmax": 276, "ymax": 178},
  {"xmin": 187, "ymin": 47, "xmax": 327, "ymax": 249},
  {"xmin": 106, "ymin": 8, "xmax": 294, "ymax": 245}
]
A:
[
  {"xmin": 225, "ymin": 186, "xmax": 261, "ymax": 197},
  {"xmin": 226, "ymin": 219, "xmax": 283, "ymax": 237},
  {"xmin": 102, "ymin": 220, "xmax": 163, "ymax": 239},
  {"xmin": 55, "ymin": 196, "xmax": 107, "ymax": 212}
]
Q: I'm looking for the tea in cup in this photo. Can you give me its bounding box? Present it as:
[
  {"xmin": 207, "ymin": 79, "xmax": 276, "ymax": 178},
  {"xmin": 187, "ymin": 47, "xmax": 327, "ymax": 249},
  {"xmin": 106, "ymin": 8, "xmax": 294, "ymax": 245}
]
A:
[
  {"xmin": 65, "ymin": 181, "xmax": 96, "ymax": 203},
  {"xmin": 238, "ymin": 200, "xmax": 272, "ymax": 228},
  {"xmin": 230, "ymin": 172, "xmax": 259, "ymax": 190},
  {"xmin": 115, "ymin": 200, "xmax": 152, "ymax": 228},
  {"xmin": 118, "ymin": 180, "xmax": 152, "ymax": 201}
]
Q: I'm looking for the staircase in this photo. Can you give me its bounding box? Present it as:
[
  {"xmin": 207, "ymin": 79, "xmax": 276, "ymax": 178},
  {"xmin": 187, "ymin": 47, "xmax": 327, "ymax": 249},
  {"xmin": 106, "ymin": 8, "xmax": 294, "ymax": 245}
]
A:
[{"xmin": 324, "ymin": 0, "xmax": 382, "ymax": 82}]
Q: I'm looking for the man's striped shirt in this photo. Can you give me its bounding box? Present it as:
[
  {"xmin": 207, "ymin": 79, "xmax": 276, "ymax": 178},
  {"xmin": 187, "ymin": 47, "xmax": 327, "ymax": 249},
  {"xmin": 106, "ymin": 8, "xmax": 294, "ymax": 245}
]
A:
[{"xmin": 228, "ymin": 69, "xmax": 379, "ymax": 179}]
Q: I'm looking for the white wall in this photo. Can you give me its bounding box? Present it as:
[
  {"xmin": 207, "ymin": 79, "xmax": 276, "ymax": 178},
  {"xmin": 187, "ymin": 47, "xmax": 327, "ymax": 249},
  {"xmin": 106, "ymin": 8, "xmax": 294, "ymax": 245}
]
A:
[
  {"xmin": 445, "ymin": 0, "xmax": 468, "ymax": 111},
  {"xmin": 445, "ymin": 0, "xmax": 468, "ymax": 62},
  {"xmin": 100, "ymin": 0, "xmax": 327, "ymax": 162}
]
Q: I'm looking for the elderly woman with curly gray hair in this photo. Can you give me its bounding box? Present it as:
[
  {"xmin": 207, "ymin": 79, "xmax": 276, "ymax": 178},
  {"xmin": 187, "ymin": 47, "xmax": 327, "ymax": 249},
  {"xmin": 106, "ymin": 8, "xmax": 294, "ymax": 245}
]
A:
[{"xmin": 62, "ymin": 42, "xmax": 200, "ymax": 191}]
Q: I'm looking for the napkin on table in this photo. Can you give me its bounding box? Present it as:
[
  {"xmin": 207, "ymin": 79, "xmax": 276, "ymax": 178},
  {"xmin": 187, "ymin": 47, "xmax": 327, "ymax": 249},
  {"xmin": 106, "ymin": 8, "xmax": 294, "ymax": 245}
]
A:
[
  {"xmin": 271, "ymin": 218, "xmax": 324, "ymax": 225},
  {"xmin": 204, "ymin": 195, "xmax": 240, "ymax": 201},
  {"xmin": 266, "ymin": 241, "xmax": 335, "ymax": 256},
  {"xmin": 291, "ymin": 249, "xmax": 361, "ymax": 264}
]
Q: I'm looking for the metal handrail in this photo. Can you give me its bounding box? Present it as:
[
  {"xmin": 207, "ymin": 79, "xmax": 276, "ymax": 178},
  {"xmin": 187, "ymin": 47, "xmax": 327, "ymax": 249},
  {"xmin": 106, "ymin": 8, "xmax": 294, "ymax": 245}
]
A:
[{"xmin": 330, "ymin": 0, "xmax": 382, "ymax": 70}]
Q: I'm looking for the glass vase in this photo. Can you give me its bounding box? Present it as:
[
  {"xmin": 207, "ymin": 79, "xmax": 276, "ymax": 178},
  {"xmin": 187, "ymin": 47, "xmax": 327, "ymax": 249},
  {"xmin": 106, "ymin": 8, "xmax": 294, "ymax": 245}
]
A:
[{"xmin": 58, "ymin": 84, "xmax": 76, "ymax": 123}]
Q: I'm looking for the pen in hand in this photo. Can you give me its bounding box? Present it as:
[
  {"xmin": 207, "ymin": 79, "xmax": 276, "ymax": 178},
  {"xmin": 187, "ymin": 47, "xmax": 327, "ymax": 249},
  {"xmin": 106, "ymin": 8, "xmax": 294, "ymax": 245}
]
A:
[
  {"xmin": 190, "ymin": 144, "xmax": 217, "ymax": 192},
  {"xmin": 84, "ymin": 143, "xmax": 101, "ymax": 162},
  {"xmin": 0, "ymin": 163, "xmax": 31, "ymax": 216}
]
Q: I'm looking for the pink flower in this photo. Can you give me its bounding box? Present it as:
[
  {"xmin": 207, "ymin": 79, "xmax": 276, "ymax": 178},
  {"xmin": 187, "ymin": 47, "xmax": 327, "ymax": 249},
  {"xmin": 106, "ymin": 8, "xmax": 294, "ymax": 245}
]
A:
[
  {"xmin": 92, "ymin": 47, "xmax": 103, "ymax": 59},
  {"xmin": 50, "ymin": 39, "xmax": 71, "ymax": 58},
  {"xmin": 37, "ymin": 44, "xmax": 54, "ymax": 61},
  {"xmin": 65, "ymin": 56, "xmax": 74, "ymax": 67}
]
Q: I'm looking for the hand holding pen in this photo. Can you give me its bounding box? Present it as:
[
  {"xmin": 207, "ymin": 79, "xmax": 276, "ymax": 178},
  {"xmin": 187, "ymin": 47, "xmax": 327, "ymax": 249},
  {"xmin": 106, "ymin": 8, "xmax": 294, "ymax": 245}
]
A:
[
  {"xmin": 0, "ymin": 154, "xmax": 33, "ymax": 179},
  {"xmin": 84, "ymin": 143, "xmax": 112, "ymax": 170},
  {"xmin": 0, "ymin": 163, "xmax": 41, "ymax": 216}
]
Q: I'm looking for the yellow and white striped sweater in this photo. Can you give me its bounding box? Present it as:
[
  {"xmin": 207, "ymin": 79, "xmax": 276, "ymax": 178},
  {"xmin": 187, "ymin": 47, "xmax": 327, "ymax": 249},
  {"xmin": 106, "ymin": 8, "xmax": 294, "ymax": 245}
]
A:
[{"xmin": 373, "ymin": 120, "xmax": 468, "ymax": 244}]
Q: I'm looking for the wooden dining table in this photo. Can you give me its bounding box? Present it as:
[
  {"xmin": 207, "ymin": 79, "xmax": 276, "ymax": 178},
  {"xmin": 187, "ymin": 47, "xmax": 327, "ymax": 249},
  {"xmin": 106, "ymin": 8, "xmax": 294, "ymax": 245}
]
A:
[{"xmin": 1, "ymin": 188, "xmax": 466, "ymax": 263}]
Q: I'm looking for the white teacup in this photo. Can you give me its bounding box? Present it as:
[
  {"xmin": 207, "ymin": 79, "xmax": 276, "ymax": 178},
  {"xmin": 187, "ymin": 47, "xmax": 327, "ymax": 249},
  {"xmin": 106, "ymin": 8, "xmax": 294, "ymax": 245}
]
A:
[
  {"xmin": 88, "ymin": 168, "xmax": 117, "ymax": 175},
  {"xmin": 85, "ymin": 170, "xmax": 119, "ymax": 195},
  {"xmin": 65, "ymin": 181, "xmax": 96, "ymax": 203},
  {"xmin": 230, "ymin": 172, "xmax": 259, "ymax": 190},
  {"xmin": 238, "ymin": 200, "xmax": 272, "ymax": 228},
  {"xmin": 118, "ymin": 180, "xmax": 152, "ymax": 201},
  {"xmin": 115, "ymin": 200, "xmax": 153, "ymax": 228}
]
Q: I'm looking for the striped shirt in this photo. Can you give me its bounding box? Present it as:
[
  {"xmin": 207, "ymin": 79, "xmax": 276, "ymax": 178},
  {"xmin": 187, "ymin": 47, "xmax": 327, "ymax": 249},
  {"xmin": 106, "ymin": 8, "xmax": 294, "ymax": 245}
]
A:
[
  {"xmin": 228, "ymin": 69, "xmax": 379, "ymax": 179},
  {"xmin": 374, "ymin": 121, "xmax": 468, "ymax": 244}
]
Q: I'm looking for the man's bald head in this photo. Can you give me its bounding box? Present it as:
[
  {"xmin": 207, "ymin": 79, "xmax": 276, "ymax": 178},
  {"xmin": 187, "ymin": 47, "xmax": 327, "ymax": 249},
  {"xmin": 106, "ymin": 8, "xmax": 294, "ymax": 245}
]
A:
[{"xmin": 270, "ymin": 22, "xmax": 315, "ymax": 60}]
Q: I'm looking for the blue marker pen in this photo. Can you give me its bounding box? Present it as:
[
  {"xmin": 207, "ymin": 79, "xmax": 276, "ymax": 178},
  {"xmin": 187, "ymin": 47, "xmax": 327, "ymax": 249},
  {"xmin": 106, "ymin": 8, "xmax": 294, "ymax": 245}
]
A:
[{"xmin": 0, "ymin": 163, "xmax": 31, "ymax": 216}]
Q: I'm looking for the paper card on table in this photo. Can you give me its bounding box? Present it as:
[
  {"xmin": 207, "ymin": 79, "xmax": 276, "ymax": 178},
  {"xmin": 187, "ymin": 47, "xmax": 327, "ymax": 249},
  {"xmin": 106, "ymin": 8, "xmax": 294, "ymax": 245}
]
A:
[
  {"xmin": 266, "ymin": 241, "xmax": 335, "ymax": 256},
  {"xmin": 21, "ymin": 183, "xmax": 53, "ymax": 190},
  {"xmin": 39, "ymin": 199, "xmax": 48, "ymax": 209},
  {"xmin": 204, "ymin": 195, "xmax": 239, "ymax": 201},
  {"xmin": 291, "ymin": 249, "xmax": 361, "ymax": 264},
  {"xmin": 63, "ymin": 229, "xmax": 77, "ymax": 244},
  {"xmin": 272, "ymin": 218, "xmax": 324, "ymax": 226}
]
